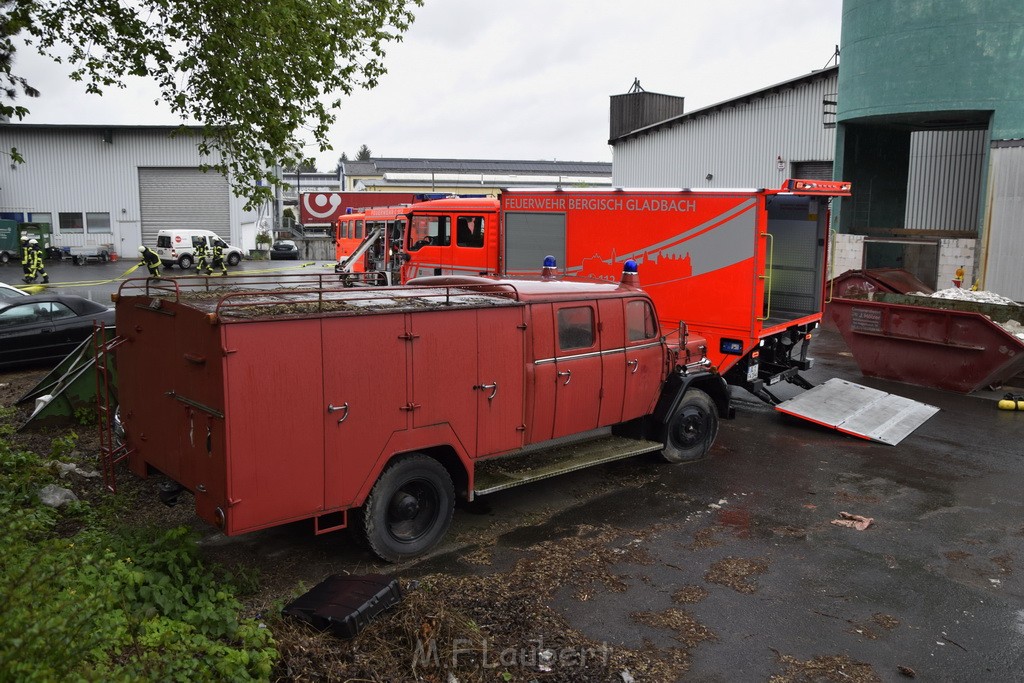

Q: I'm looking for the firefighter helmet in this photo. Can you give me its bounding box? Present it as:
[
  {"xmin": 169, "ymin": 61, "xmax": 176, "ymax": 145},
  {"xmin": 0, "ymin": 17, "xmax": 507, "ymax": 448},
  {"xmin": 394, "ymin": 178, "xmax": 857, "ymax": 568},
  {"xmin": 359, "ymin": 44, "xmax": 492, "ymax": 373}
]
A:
[
  {"xmin": 29, "ymin": 238, "xmax": 38, "ymax": 245},
  {"xmin": 138, "ymin": 245, "xmax": 146, "ymax": 253}
]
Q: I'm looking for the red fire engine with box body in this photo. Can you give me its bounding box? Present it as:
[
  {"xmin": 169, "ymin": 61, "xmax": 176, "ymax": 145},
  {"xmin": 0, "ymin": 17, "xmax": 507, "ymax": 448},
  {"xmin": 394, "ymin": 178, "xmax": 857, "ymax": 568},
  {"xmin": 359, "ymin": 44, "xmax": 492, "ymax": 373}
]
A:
[
  {"xmin": 107, "ymin": 264, "xmax": 729, "ymax": 562},
  {"xmin": 335, "ymin": 180, "xmax": 851, "ymax": 403}
]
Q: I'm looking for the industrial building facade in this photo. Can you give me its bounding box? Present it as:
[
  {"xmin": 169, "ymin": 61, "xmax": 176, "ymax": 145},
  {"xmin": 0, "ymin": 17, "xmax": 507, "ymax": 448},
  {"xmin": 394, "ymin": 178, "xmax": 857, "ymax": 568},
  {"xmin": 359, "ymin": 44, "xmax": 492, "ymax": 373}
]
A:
[
  {"xmin": 0, "ymin": 124, "xmax": 256, "ymax": 256},
  {"xmin": 339, "ymin": 158, "xmax": 612, "ymax": 196},
  {"xmin": 611, "ymin": 0, "xmax": 1024, "ymax": 299}
]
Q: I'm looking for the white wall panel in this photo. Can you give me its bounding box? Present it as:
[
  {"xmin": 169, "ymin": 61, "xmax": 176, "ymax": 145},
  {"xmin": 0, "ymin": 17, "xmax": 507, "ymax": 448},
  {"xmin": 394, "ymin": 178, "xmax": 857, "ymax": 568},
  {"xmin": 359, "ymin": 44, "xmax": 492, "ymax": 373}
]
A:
[
  {"xmin": 613, "ymin": 72, "xmax": 839, "ymax": 189},
  {"xmin": 984, "ymin": 144, "xmax": 1024, "ymax": 301}
]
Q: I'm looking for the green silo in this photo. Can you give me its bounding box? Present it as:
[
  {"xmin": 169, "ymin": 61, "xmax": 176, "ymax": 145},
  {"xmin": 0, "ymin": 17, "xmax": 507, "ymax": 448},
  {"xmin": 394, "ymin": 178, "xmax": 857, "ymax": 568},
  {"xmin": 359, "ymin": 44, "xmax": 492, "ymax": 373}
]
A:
[{"xmin": 832, "ymin": 0, "xmax": 1024, "ymax": 296}]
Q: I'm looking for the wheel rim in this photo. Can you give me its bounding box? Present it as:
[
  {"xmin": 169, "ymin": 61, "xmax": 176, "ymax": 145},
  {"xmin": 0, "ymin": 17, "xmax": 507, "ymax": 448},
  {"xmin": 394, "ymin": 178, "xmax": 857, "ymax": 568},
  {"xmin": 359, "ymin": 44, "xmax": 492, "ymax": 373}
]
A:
[
  {"xmin": 670, "ymin": 405, "xmax": 711, "ymax": 449},
  {"xmin": 386, "ymin": 479, "xmax": 440, "ymax": 543}
]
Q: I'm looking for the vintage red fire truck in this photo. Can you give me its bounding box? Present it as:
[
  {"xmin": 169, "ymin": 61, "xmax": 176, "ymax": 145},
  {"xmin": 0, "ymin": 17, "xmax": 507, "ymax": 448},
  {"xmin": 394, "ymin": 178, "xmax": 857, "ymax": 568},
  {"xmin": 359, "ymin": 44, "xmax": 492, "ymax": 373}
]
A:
[
  {"xmin": 336, "ymin": 180, "xmax": 852, "ymax": 402},
  {"xmin": 106, "ymin": 264, "xmax": 729, "ymax": 562}
]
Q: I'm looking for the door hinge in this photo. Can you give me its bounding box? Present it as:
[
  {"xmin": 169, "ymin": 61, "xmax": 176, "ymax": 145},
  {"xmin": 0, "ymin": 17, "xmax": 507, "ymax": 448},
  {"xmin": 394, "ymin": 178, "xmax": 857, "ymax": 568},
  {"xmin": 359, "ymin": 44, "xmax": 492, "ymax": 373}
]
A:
[
  {"xmin": 517, "ymin": 323, "xmax": 528, "ymax": 330},
  {"xmin": 398, "ymin": 332, "xmax": 420, "ymax": 341},
  {"xmin": 400, "ymin": 402, "xmax": 422, "ymax": 411}
]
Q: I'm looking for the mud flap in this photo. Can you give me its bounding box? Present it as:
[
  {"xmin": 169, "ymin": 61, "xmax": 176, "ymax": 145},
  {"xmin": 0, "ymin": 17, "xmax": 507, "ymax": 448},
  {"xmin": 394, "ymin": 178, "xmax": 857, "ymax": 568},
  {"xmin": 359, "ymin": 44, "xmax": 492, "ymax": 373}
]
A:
[{"xmin": 774, "ymin": 378, "xmax": 939, "ymax": 446}]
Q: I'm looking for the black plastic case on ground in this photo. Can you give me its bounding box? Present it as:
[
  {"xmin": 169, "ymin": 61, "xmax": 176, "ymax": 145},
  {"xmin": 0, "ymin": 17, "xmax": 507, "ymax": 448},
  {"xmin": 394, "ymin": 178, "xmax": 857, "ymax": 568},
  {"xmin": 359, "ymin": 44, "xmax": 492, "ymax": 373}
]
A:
[{"xmin": 282, "ymin": 574, "xmax": 403, "ymax": 638}]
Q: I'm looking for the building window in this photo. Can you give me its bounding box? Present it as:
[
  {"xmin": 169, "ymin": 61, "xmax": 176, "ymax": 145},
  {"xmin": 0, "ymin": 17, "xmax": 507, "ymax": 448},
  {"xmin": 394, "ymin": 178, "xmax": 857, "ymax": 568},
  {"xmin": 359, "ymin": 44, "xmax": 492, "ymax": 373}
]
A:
[
  {"xmin": 59, "ymin": 212, "xmax": 84, "ymax": 233},
  {"xmin": 86, "ymin": 212, "xmax": 111, "ymax": 234},
  {"xmin": 28, "ymin": 212, "xmax": 52, "ymax": 227}
]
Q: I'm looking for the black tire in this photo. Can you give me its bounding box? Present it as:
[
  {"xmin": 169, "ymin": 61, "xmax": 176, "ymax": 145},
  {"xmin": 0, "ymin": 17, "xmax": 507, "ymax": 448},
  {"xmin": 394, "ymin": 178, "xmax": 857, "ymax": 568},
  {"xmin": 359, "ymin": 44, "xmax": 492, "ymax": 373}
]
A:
[
  {"xmin": 356, "ymin": 454, "xmax": 454, "ymax": 562},
  {"xmin": 0, "ymin": 252, "xmax": 9, "ymax": 264},
  {"xmin": 100, "ymin": 251, "xmax": 108, "ymax": 262},
  {"xmin": 227, "ymin": 252, "xmax": 241, "ymax": 266},
  {"xmin": 660, "ymin": 388, "xmax": 718, "ymax": 463},
  {"xmin": 178, "ymin": 254, "xmax": 194, "ymax": 270}
]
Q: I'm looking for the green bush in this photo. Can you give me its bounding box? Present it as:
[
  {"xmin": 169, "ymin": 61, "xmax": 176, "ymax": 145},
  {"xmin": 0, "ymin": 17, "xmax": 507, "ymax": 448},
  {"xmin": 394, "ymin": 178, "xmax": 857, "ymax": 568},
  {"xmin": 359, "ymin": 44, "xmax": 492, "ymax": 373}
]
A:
[{"xmin": 0, "ymin": 437, "xmax": 276, "ymax": 680}]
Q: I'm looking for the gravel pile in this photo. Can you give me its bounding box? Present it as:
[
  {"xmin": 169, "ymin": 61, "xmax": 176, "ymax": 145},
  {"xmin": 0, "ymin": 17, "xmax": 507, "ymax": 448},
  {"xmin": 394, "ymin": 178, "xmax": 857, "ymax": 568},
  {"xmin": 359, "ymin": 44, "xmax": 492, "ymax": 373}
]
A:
[{"xmin": 924, "ymin": 287, "xmax": 1019, "ymax": 305}]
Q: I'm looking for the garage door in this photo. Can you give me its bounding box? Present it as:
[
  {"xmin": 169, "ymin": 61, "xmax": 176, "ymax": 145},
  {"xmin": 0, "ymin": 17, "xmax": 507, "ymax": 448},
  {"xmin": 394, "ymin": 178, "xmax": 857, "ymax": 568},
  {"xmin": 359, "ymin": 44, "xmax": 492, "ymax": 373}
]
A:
[
  {"xmin": 139, "ymin": 168, "xmax": 230, "ymax": 248},
  {"xmin": 791, "ymin": 161, "xmax": 833, "ymax": 180}
]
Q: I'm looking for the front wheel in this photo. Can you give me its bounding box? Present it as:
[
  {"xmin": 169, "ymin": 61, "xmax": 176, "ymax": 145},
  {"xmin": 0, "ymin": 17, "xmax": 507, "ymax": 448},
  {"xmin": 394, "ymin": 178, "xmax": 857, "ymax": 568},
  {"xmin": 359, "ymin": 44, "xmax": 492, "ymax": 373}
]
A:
[
  {"xmin": 355, "ymin": 454, "xmax": 454, "ymax": 562},
  {"xmin": 660, "ymin": 388, "xmax": 718, "ymax": 463},
  {"xmin": 0, "ymin": 252, "xmax": 9, "ymax": 264}
]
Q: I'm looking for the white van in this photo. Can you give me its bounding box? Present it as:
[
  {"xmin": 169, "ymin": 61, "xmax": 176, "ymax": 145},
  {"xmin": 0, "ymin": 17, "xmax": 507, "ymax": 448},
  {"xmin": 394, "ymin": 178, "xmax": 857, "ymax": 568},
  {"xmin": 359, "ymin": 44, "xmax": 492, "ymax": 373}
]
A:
[{"xmin": 154, "ymin": 229, "xmax": 244, "ymax": 269}]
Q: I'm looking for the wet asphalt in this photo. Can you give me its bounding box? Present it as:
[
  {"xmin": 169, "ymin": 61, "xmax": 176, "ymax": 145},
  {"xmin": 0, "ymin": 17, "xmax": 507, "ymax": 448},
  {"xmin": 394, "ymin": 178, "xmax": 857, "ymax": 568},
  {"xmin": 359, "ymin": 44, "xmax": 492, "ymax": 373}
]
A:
[
  {"xmin": 0, "ymin": 255, "xmax": 333, "ymax": 301},
  {"xmin": 5, "ymin": 258, "xmax": 1022, "ymax": 680}
]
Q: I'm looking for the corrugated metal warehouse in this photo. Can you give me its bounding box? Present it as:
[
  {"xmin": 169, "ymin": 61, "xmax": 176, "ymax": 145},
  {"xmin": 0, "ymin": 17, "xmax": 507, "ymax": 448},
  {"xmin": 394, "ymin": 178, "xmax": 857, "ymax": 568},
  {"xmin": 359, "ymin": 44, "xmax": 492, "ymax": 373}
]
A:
[{"xmin": 0, "ymin": 124, "xmax": 256, "ymax": 255}]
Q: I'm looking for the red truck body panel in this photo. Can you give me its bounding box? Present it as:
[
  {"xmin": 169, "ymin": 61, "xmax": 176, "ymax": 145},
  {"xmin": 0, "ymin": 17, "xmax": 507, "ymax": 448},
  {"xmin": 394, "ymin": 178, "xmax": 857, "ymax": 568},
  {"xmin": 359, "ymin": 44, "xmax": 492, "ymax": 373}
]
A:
[
  {"xmin": 385, "ymin": 181, "xmax": 850, "ymax": 377},
  {"xmin": 114, "ymin": 275, "xmax": 678, "ymax": 538}
]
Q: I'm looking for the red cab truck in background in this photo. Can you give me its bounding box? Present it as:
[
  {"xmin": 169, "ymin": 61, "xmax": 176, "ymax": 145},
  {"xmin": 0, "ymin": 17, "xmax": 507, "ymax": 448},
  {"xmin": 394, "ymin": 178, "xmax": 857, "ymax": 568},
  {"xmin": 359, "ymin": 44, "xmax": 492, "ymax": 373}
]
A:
[
  {"xmin": 336, "ymin": 180, "xmax": 852, "ymax": 402},
  {"xmin": 107, "ymin": 265, "xmax": 728, "ymax": 562}
]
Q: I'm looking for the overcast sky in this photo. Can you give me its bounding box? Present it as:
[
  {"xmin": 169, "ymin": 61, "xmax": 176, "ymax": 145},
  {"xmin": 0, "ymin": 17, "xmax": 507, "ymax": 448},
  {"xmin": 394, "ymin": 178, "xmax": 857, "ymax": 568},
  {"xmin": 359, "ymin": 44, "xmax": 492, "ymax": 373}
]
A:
[{"xmin": 14, "ymin": 0, "xmax": 844, "ymax": 171}]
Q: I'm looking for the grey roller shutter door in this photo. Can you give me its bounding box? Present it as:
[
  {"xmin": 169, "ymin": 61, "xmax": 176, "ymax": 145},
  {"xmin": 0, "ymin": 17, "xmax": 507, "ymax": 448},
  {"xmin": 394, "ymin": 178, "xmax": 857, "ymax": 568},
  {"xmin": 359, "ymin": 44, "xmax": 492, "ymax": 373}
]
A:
[
  {"xmin": 504, "ymin": 212, "xmax": 566, "ymax": 274},
  {"xmin": 139, "ymin": 168, "xmax": 230, "ymax": 247},
  {"xmin": 791, "ymin": 161, "xmax": 833, "ymax": 180}
]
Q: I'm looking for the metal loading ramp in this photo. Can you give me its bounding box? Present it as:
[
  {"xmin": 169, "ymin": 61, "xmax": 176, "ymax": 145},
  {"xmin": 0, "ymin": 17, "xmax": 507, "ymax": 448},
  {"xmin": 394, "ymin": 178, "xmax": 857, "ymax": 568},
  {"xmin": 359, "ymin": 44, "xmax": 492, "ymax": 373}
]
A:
[{"xmin": 775, "ymin": 378, "xmax": 939, "ymax": 446}]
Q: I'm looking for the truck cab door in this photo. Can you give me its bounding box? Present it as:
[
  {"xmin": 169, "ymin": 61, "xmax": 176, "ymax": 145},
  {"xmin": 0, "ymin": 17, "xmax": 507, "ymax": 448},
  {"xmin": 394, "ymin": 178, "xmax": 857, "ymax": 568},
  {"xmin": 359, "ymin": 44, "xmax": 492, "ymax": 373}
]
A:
[
  {"xmin": 405, "ymin": 214, "xmax": 451, "ymax": 278},
  {"xmin": 551, "ymin": 302, "xmax": 602, "ymax": 438},
  {"xmin": 453, "ymin": 215, "xmax": 493, "ymax": 276},
  {"xmin": 621, "ymin": 298, "xmax": 666, "ymax": 420}
]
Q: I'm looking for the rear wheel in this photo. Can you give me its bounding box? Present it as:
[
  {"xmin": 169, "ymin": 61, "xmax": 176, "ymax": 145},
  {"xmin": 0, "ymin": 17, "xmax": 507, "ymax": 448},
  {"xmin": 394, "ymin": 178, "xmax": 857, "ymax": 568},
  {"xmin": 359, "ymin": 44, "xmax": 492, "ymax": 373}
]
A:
[
  {"xmin": 227, "ymin": 252, "xmax": 241, "ymax": 266},
  {"xmin": 0, "ymin": 252, "xmax": 9, "ymax": 264},
  {"xmin": 356, "ymin": 454, "xmax": 454, "ymax": 562},
  {"xmin": 178, "ymin": 254, "xmax": 194, "ymax": 269},
  {"xmin": 660, "ymin": 389, "xmax": 718, "ymax": 463}
]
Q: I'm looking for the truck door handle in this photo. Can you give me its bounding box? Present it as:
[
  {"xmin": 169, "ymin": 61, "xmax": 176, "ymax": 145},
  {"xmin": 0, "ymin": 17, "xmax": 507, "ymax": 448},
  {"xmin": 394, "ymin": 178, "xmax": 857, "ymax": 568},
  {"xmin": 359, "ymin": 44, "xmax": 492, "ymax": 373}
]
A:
[
  {"xmin": 627, "ymin": 359, "xmax": 639, "ymax": 374},
  {"xmin": 474, "ymin": 382, "xmax": 498, "ymax": 400},
  {"xmin": 327, "ymin": 402, "xmax": 349, "ymax": 424},
  {"xmin": 557, "ymin": 370, "xmax": 572, "ymax": 386}
]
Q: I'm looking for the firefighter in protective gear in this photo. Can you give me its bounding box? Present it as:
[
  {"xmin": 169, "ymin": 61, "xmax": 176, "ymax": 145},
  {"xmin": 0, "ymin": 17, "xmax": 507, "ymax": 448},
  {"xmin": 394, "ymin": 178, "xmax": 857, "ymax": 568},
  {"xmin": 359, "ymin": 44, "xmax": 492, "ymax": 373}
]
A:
[
  {"xmin": 19, "ymin": 237, "xmax": 31, "ymax": 279},
  {"xmin": 139, "ymin": 245, "xmax": 161, "ymax": 277},
  {"xmin": 25, "ymin": 239, "xmax": 48, "ymax": 284},
  {"xmin": 208, "ymin": 241, "xmax": 227, "ymax": 276},
  {"xmin": 194, "ymin": 240, "xmax": 209, "ymax": 274}
]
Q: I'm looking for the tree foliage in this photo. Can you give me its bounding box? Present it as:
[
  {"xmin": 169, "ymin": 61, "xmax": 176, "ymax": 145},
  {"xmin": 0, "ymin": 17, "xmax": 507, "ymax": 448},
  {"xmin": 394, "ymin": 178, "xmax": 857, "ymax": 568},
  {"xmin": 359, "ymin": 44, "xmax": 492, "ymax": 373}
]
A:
[
  {"xmin": 1, "ymin": 0, "xmax": 421, "ymax": 207},
  {"xmin": 356, "ymin": 143, "xmax": 372, "ymax": 160}
]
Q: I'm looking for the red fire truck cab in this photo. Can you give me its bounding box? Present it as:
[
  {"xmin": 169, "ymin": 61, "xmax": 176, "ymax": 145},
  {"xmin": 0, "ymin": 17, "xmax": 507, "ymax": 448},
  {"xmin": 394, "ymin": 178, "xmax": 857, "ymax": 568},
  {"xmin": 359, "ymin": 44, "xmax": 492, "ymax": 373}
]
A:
[{"xmin": 110, "ymin": 264, "xmax": 729, "ymax": 562}]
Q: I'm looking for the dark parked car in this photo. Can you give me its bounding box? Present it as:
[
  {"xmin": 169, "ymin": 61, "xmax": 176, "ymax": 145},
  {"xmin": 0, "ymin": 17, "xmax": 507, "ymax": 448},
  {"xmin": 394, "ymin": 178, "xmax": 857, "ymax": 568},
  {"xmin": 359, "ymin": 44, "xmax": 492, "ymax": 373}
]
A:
[
  {"xmin": 270, "ymin": 240, "xmax": 300, "ymax": 260},
  {"xmin": 0, "ymin": 294, "xmax": 116, "ymax": 370}
]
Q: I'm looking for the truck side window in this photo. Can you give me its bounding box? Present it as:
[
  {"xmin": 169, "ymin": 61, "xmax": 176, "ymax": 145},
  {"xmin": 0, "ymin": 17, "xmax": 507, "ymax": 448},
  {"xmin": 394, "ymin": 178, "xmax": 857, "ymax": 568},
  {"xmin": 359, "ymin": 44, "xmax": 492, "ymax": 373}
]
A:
[
  {"xmin": 355, "ymin": 221, "xmax": 363, "ymax": 239},
  {"xmin": 626, "ymin": 300, "xmax": 658, "ymax": 341},
  {"xmin": 456, "ymin": 216, "xmax": 485, "ymax": 248},
  {"xmin": 557, "ymin": 306, "xmax": 594, "ymax": 350},
  {"xmin": 408, "ymin": 215, "xmax": 450, "ymax": 251}
]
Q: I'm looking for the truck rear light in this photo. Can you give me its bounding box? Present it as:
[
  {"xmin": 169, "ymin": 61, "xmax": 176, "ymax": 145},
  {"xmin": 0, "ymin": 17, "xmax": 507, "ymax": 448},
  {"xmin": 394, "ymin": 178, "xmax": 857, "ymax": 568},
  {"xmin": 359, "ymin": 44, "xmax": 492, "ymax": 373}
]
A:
[
  {"xmin": 805, "ymin": 333, "xmax": 813, "ymax": 340},
  {"xmin": 751, "ymin": 350, "xmax": 760, "ymax": 359}
]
